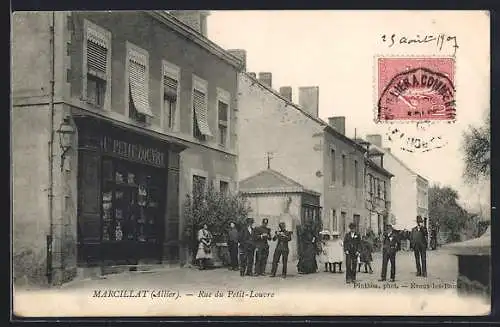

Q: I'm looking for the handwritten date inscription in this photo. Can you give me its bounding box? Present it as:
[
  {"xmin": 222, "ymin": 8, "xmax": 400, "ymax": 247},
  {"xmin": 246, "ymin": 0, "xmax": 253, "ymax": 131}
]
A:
[{"xmin": 381, "ymin": 34, "xmax": 459, "ymax": 56}]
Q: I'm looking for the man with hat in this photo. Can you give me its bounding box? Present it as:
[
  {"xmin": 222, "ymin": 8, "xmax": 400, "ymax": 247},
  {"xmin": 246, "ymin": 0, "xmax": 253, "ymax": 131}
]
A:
[
  {"xmin": 227, "ymin": 221, "xmax": 240, "ymax": 271},
  {"xmin": 410, "ymin": 215, "xmax": 428, "ymax": 277},
  {"xmin": 379, "ymin": 224, "xmax": 399, "ymax": 282},
  {"xmin": 239, "ymin": 217, "xmax": 256, "ymax": 277},
  {"xmin": 254, "ymin": 218, "xmax": 272, "ymax": 276},
  {"xmin": 270, "ymin": 222, "xmax": 293, "ymax": 278},
  {"xmin": 343, "ymin": 222, "xmax": 361, "ymax": 283}
]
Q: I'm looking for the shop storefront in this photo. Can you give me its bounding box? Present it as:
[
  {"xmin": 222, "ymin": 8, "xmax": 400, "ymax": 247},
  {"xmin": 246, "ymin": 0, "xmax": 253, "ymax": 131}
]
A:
[{"xmin": 75, "ymin": 116, "xmax": 186, "ymax": 267}]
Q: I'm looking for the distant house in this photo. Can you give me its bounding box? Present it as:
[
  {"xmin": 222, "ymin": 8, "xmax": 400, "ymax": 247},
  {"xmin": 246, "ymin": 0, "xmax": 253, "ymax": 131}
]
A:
[
  {"xmin": 364, "ymin": 135, "xmax": 429, "ymax": 231},
  {"xmin": 356, "ymin": 141, "xmax": 394, "ymax": 235}
]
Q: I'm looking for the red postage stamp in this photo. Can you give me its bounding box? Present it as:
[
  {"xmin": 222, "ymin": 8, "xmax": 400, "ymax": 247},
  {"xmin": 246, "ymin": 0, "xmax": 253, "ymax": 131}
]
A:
[{"xmin": 377, "ymin": 57, "xmax": 456, "ymax": 121}]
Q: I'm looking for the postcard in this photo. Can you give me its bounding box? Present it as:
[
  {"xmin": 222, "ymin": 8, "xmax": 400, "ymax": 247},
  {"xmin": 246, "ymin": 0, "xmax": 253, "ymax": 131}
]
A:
[{"xmin": 11, "ymin": 10, "xmax": 491, "ymax": 318}]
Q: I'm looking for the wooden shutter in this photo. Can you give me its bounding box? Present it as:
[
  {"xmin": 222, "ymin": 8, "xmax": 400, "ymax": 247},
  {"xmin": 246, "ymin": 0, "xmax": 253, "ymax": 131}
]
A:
[
  {"xmin": 193, "ymin": 89, "xmax": 212, "ymax": 136},
  {"xmin": 86, "ymin": 29, "xmax": 108, "ymax": 79},
  {"xmin": 163, "ymin": 76, "xmax": 178, "ymax": 98},
  {"xmin": 129, "ymin": 54, "xmax": 154, "ymax": 117}
]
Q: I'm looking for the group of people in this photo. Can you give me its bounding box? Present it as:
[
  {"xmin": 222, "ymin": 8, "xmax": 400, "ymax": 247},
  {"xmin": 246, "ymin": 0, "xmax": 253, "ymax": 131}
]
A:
[
  {"xmin": 341, "ymin": 215, "xmax": 429, "ymax": 283},
  {"xmin": 194, "ymin": 215, "xmax": 429, "ymax": 284},
  {"xmin": 195, "ymin": 217, "xmax": 293, "ymax": 277},
  {"xmin": 234, "ymin": 217, "xmax": 293, "ymax": 278}
]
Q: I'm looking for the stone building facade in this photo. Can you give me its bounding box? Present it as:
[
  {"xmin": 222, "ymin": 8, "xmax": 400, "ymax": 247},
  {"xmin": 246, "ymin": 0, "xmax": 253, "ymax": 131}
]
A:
[
  {"xmin": 11, "ymin": 11, "xmax": 243, "ymax": 286},
  {"xmin": 237, "ymin": 70, "xmax": 376, "ymax": 236}
]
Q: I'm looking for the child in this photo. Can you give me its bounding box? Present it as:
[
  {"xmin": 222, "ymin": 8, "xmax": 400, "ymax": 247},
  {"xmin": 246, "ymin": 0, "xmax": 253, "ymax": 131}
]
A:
[
  {"xmin": 329, "ymin": 231, "xmax": 344, "ymax": 273},
  {"xmin": 358, "ymin": 235, "xmax": 374, "ymax": 273},
  {"xmin": 318, "ymin": 231, "xmax": 332, "ymax": 272}
]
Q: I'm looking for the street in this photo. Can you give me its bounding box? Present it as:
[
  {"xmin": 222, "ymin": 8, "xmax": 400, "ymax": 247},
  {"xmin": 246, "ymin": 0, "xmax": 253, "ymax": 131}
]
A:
[
  {"xmin": 13, "ymin": 249, "xmax": 491, "ymax": 316},
  {"xmin": 58, "ymin": 249, "xmax": 458, "ymax": 291}
]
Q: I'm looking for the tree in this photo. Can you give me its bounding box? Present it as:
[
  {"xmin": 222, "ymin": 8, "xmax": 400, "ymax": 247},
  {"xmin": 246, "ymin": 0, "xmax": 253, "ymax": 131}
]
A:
[
  {"xmin": 182, "ymin": 184, "xmax": 252, "ymax": 263},
  {"xmin": 462, "ymin": 113, "xmax": 490, "ymax": 183},
  {"xmin": 429, "ymin": 184, "xmax": 469, "ymax": 243}
]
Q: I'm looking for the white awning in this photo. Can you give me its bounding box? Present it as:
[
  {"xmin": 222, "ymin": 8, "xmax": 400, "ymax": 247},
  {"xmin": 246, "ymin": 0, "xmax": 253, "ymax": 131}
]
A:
[
  {"xmin": 193, "ymin": 89, "xmax": 212, "ymax": 136},
  {"xmin": 129, "ymin": 61, "xmax": 154, "ymax": 117},
  {"xmin": 87, "ymin": 40, "xmax": 108, "ymax": 79}
]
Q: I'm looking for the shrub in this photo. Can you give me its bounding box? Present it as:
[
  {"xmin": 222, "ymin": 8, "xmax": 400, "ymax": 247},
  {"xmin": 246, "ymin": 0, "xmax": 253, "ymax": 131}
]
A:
[{"xmin": 182, "ymin": 184, "xmax": 252, "ymax": 263}]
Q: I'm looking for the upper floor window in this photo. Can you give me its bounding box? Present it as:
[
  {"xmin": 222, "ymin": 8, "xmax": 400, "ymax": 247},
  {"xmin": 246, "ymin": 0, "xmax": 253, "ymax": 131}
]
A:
[
  {"xmin": 162, "ymin": 60, "xmax": 180, "ymax": 131},
  {"xmin": 127, "ymin": 43, "xmax": 154, "ymax": 123},
  {"xmin": 192, "ymin": 75, "xmax": 212, "ymax": 141},
  {"xmin": 354, "ymin": 160, "xmax": 359, "ymax": 188},
  {"xmin": 341, "ymin": 154, "xmax": 346, "ymax": 186},
  {"xmin": 331, "ymin": 209, "xmax": 338, "ymax": 232},
  {"xmin": 330, "ymin": 148, "xmax": 336, "ymax": 183},
  {"xmin": 376, "ymin": 179, "xmax": 381, "ymax": 198},
  {"xmin": 381, "ymin": 180, "xmax": 386, "ymax": 200},
  {"xmin": 217, "ymin": 88, "xmax": 230, "ymax": 148},
  {"xmin": 365, "ymin": 173, "xmax": 371, "ymax": 195},
  {"xmin": 83, "ymin": 20, "xmax": 111, "ymax": 110}
]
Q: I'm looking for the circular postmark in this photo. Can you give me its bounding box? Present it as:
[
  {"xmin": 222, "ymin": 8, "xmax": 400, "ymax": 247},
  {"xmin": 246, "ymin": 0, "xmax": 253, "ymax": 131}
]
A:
[{"xmin": 378, "ymin": 67, "xmax": 456, "ymax": 121}]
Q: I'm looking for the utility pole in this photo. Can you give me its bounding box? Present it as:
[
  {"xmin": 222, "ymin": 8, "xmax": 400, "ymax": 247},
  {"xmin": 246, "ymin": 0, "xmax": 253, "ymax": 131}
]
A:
[{"xmin": 266, "ymin": 152, "xmax": 274, "ymax": 169}]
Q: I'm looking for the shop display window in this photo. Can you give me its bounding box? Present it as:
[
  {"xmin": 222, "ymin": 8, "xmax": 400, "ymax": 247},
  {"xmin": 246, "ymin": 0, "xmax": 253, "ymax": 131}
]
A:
[{"xmin": 101, "ymin": 158, "xmax": 163, "ymax": 244}]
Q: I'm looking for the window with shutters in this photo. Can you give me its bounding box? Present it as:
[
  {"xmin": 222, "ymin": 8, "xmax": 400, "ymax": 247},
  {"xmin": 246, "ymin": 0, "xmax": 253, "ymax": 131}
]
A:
[
  {"xmin": 162, "ymin": 60, "xmax": 180, "ymax": 131},
  {"xmin": 216, "ymin": 87, "xmax": 230, "ymax": 148},
  {"xmin": 341, "ymin": 154, "xmax": 346, "ymax": 186},
  {"xmin": 192, "ymin": 75, "xmax": 212, "ymax": 140},
  {"xmin": 354, "ymin": 160, "xmax": 359, "ymax": 188},
  {"xmin": 330, "ymin": 148, "xmax": 336, "ymax": 184},
  {"xmin": 126, "ymin": 43, "xmax": 154, "ymax": 123},
  {"xmin": 83, "ymin": 21, "xmax": 111, "ymax": 109}
]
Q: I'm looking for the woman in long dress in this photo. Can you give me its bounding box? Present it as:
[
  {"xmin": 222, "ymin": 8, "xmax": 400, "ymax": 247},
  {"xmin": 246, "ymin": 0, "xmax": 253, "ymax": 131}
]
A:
[
  {"xmin": 297, "ymin": 221, "xmax": 318, "ymax": 274},
  {"xmin": 196, "ymin": 224, "xmax": 213, "ymax": 270}
]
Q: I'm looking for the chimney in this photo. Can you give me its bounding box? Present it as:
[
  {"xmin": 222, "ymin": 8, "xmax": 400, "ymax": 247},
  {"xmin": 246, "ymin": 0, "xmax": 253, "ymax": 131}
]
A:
[
  {"xmin": 366, "ymin": 134, "xmax": 383, "ymax": 147},
  {"xmin": 299, "ymin": 86, "xmax": 319, "ymax": 118},
  {"xmin": 328, "ymin": 116, "xmax": 346, "ymax": 135},
  {"xmin": 258, "ymin": 72, "xmax": 272, "ymax": 88},
  {"xmin": 279, "ymin": 86, "xmax": 292, "ymax": 102},
  {"xmin": 248, "ymin": 72, "xmax": 257, "ymax": 79},
  {"xmin": 170, "ymin": 11, "xmax": 210, "ymax": 37},
  {"xmin": 227, "ymin": 49, "xmax": 247, "ymax": 71}
]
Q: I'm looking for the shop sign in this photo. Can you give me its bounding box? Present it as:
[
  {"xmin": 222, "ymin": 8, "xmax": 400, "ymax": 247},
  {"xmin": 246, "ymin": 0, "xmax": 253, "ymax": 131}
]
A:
[{"xmin": 102, "ymin": 136, "xmax": 166, "ymax": 168}]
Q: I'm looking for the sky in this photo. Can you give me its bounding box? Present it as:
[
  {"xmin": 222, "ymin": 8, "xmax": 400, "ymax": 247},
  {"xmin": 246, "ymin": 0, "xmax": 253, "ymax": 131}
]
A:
[{"xmin": 207, "ymin": 10, "xmax": 490, "ymax": 214}]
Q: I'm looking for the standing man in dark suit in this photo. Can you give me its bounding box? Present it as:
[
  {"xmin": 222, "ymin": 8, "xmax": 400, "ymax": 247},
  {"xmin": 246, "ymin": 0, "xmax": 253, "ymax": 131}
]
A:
[
  {"xmin": 410, "ymin": 215, "xmax": 428, "ymax": 277},
  {"xmin": 227, "ymin": 222, "xmax": 239, "ymax": 271},
  {"xmin": 270, "ymin": 222, "xmax": 292, "ymax": 278},
  {"xmin": 343, "ymin": 222, "xmax": 361, "ymax": 283},
  {"xmin": 254, "ymin": 218, "xmax": 272, "ymax": 276},
  {"xmin": 379, "ymin": 224, "xmax": 399, "ymax": 282},
  {"xmin": 239, "ymin": 218, "xmax": 256, "ymax": 277}
]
